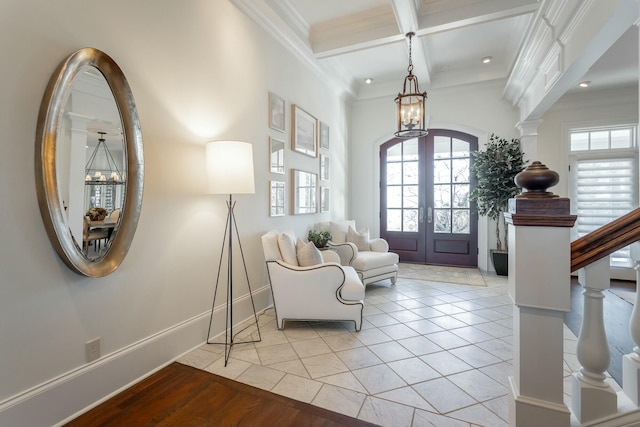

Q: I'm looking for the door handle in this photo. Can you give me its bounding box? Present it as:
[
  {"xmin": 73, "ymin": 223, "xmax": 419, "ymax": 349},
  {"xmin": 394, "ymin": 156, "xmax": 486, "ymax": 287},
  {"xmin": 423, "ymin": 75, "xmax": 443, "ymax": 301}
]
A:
[
  {"xmin": 419, "ymin": 206, "xmax": 424, "ymax": 223},
  {"xmin": 427, "ymin": 207, "xmax": 433, "ymax": 224}
]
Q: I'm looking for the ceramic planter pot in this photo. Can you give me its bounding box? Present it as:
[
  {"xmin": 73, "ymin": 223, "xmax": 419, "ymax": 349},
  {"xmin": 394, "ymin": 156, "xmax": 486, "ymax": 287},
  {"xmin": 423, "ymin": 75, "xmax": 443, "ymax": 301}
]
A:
[{"xmin": 491, "ymin": 250, "xmax": 508, "ymax": 276}]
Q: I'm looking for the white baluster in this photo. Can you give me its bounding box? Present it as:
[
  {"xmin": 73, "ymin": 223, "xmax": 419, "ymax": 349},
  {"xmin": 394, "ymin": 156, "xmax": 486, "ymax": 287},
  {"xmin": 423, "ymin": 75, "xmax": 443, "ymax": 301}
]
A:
[
  {"xmin": 623, "ymin": 242, "xmax": 640, "ymax": 404},
  {"xmin": 572, "ymin": 255, "xmax": 617, "ymax": 423}
]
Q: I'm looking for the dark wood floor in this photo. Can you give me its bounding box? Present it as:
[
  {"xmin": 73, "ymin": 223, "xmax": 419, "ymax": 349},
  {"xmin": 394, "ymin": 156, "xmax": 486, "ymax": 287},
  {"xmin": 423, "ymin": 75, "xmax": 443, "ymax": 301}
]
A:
[
  {"xmin": 564, "ymin": 278, "xmax": 636, "ymax": 386},
  {"xmin": 64, "ymin": 362, "xmax": 379, "ymax": 427}
]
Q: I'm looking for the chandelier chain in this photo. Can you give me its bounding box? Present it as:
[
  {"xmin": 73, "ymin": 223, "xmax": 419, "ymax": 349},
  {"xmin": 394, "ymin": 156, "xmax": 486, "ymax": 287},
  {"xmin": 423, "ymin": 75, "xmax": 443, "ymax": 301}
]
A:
[{"xmin": 407, "ymin": 32, "xmax": 414, "ymax": 74}]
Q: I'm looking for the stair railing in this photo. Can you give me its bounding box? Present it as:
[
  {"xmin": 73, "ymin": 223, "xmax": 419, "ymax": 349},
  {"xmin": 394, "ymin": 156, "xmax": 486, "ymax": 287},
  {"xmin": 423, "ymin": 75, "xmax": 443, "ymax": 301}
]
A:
[{"xmin": 506, "ymin": 161, "xmax": 640, "ymax": 426}]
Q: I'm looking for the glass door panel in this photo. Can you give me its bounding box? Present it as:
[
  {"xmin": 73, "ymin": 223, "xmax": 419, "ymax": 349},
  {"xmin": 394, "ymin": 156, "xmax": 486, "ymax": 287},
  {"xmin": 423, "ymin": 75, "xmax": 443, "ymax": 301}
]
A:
[{"xmin": 381, "ymin": 130, "xmax": 477, "ymax": 266}]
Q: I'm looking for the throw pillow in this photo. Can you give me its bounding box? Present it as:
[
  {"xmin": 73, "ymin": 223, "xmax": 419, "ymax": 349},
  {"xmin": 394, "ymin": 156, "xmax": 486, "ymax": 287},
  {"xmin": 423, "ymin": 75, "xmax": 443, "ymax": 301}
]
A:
[
  {"xmin": 262, "ymin": 230, "xmax": 282, "ymax": 261},
  {"xmin": 278, "ymin": 230, "xmax": 298, "ymax": 266},
  {"xmin": 347, "ymin": 225, "xmax": 370, "ymax": 251},
  {"xmin": 296, "ymin": 239, "xmax": 324, "ymax": 267},
  {"xmin": 330, "ymin": 220, "xmax": 355, "ymax": 243}
]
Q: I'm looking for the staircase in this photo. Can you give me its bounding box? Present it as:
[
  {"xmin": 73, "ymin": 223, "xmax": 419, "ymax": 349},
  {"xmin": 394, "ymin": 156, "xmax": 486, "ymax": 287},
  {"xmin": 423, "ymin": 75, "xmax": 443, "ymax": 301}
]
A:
[{"xmin": 507, "ymin": 166, "xmax": 640, "ymax": 426}]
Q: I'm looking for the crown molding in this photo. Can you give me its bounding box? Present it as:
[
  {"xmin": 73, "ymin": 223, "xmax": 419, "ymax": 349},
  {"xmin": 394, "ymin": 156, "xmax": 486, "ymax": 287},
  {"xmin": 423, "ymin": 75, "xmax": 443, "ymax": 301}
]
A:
[
  {"xmin": 230, "ymin": 0, "xmax": 357, "ymax": 100},
  {"xmin": 505, "ymin": 0, "xmax": 638, "ymax": 120}
]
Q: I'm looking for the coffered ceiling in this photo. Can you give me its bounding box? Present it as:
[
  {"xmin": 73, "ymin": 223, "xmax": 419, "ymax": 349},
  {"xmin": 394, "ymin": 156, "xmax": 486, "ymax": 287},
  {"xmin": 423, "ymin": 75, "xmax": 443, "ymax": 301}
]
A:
[{"xmin": 232, "ymin": 0, "xmax": 638, "ymax": 101}]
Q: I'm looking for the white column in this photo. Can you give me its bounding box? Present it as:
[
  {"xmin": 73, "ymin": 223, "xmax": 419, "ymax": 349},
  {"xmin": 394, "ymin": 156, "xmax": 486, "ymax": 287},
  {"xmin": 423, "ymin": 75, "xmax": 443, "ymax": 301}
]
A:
[
  {"xmin": 506, "ymin": 196, "xmax": 575, "ymax": 427},
  {"xmin": 623, "ymin": 242, "xmax": 640, "ymax": 404},
  {"xmin": 67, "ymin": 113, "xmax": 92, "ymax": 241},
  {"xmin": 572, "ymin": 256, "xmax": 617, "ymax": 423},
  {"xmin": 516, "ymin": 119, "xmax": 542, "ymax": 163}
]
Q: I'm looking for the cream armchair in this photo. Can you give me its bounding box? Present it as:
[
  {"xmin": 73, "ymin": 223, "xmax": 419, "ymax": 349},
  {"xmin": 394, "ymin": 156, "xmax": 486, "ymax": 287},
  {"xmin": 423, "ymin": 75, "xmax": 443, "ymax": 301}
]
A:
[
  {"xmin": 316, "ymin": 221, "xmax": 399, "ymax": 286},
  {"xmin": 261, "ymin": 230, "xmax": 365, "ymax": 331}
]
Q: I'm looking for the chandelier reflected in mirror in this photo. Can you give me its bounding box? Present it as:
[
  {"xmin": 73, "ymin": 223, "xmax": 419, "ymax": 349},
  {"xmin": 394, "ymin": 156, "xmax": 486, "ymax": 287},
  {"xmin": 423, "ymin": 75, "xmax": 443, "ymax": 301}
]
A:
[
  {"xmin": 394, "ymin": 32, "xmax": 428, "ymax": 138},
  {"xmin": 85, "ymin": 131, "xmax": 125, "ymax": 183},
  {"xmin": 84, "ymin": 131, "xmax": 126, "ymax": 213}
]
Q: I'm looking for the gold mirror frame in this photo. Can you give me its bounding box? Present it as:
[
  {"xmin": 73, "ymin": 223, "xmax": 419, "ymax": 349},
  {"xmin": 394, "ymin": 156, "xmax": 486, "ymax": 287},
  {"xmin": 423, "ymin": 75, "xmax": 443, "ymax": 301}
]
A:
[{"xmin": 35, "ymin": 48, "xmax": 144, "ymax": 277}]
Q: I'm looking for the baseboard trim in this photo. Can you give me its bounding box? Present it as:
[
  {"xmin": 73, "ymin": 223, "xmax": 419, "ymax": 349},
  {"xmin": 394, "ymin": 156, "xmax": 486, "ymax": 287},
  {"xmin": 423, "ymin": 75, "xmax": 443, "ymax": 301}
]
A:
[{"xmin": 0, "ymin": 284, "xmax": 271, "ymax": 427}]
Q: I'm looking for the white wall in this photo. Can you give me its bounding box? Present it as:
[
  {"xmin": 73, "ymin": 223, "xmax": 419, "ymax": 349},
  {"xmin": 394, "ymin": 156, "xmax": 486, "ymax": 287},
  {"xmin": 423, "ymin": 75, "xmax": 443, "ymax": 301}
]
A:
[
  {"xmin": 0, "ymin": 1, "xmax": 349, "ymax": 425},
  {"xmin": 350, "ymin": 80, "xmax": 521, "ymax": 271},
  {"xmin": 538, "ymin": 85, "xmax": 639, "ymax": 197}
]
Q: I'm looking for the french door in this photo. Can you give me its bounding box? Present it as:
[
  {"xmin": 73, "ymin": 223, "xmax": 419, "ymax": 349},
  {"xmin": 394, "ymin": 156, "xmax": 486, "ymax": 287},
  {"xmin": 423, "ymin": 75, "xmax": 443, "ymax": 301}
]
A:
[{"xmin": 380, "ymin": 129, "xmax": 478, "ymax": 267}]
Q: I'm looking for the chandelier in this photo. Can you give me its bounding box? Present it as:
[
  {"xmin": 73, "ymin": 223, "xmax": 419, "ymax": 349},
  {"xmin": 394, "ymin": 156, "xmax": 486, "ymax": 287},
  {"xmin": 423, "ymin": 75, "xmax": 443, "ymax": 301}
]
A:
[
  {"xmin": 394, "ymin": 32, "xmax": 428, "ymax": 138},
  {"xmin": 85, "ymin": 131, "xmax": 125, "ymax": 185}
]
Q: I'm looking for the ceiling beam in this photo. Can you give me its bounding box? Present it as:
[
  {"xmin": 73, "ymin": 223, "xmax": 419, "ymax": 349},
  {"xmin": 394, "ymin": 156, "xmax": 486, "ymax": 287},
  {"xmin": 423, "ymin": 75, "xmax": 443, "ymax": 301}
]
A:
[
  {"xmin": 390, "ymin": 0, "xmax": 432, "ymax": 88},
  {"xmin": 313, "ymin": 1, "xmax": 538, "ymax": 60},
  {"xmin": 417, "ymin": 0, "xmax": 538, "ymax": 35},
  {"xmin": 312, "ymin": 5, "xmax": 400, "ymax": 59}
]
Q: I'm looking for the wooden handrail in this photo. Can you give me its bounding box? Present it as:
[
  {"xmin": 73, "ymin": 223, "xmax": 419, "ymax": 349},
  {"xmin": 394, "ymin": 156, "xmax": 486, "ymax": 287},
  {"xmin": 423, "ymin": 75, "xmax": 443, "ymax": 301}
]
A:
[{"xmin": 571, "ymin": 207, "xmax": 640, "ymax": 272}]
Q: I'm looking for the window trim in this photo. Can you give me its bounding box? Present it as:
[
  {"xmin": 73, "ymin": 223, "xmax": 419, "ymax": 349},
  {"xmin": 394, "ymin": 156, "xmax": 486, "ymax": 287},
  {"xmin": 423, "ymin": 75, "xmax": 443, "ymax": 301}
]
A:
[{"xmin": 567, "ymin": 123, "xmax": 639, "ymax": 273}]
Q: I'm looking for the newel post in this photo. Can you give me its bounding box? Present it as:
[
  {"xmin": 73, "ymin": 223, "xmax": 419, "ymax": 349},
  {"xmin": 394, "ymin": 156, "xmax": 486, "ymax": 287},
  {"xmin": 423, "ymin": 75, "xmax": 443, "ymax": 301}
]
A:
[{"xmin": 505, "ymin": 161, "xmax": 576, "ymax": 427}]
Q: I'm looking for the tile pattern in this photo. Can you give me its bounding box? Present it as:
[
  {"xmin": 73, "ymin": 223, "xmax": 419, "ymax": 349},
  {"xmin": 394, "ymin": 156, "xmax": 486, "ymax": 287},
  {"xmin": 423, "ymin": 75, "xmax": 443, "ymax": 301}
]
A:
[{"xmin": 178, "ymin": 273, "xmax": 600, "ymax": 427}]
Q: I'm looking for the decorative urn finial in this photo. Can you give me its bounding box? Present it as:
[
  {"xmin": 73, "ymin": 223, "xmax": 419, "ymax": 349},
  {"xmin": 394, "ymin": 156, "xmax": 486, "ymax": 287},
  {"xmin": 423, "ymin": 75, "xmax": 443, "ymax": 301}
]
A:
[{"xmin": 514, "ymin": 161, "xmax": 559, "ymax": 199}]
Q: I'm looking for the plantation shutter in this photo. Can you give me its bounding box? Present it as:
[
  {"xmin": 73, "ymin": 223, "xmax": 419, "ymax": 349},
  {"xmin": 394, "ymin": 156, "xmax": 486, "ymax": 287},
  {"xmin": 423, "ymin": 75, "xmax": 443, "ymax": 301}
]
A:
[{"xmin": 574, "ymin": 158, "xmax": 635, "ymax": 267}]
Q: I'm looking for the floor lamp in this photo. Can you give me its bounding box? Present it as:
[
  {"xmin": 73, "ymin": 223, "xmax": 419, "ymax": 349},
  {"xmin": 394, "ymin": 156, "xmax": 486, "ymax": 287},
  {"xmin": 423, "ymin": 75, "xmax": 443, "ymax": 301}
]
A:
[{"xmin": 205, "ymin": 140, "xmax": 261, "ymax": 366}]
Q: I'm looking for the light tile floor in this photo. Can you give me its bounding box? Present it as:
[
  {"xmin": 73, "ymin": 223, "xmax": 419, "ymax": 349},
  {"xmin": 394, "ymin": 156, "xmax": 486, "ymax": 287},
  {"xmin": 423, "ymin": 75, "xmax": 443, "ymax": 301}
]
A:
[{"xmin": 178, "ymin": 273, "xmax": 619, "ymax": 427}]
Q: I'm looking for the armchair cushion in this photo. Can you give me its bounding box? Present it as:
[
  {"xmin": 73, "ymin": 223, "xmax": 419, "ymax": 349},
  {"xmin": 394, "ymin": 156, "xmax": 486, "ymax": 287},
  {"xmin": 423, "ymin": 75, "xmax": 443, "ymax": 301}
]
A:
[
  {"xmin": 296, "ymin": 240, "xmax": 323, "ymax": 267},
  {"xmin": 347, "ymin": 225, "xmax": 370, "ymax": 251},
  {"xmin": 352, "ymin": 250, "xmax": 399, "ymax": 272},
  {"xmin": 278, "ymin": 230, "xmax": 298, "ymax": 265},
  {"xmin": 262, "ymin": 230, "xmax": 282, "ymax": 262}
]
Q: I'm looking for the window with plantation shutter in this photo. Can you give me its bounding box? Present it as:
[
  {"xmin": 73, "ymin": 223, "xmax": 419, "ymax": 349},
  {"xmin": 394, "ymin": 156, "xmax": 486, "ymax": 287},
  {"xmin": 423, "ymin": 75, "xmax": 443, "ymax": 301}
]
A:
[{"xmin": 569, "ymin": 126, "xmax": 638, "ymax": 269}]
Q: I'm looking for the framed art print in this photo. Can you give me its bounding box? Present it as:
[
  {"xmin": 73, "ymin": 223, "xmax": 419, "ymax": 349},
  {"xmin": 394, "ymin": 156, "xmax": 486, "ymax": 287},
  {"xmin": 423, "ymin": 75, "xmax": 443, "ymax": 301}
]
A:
[
  {"xmin": 320, "ymin": 187, "xmax": 330, "ymax": 213},
  {"xmin": 292, "ymin": 105, "xmax": 317, "ymax": 157},
  {"xmin": 269, "ymin": 137, "xmax": 285, "ymax": 174},
  {"xmin": 270, "ymin": 180, "xmax": 285, "ymax": 217},
  {"xmin": 269, "ymin": 92, "xmax": 285, "ymax": 132},
  {"xmin": 320, "ymin": 154, "xmax": 329, "ymax": 181},
  {"xmin": 319, "ymin": 121, "xmax": 329, "ymax": 150},
  {"xmin": 292, "ymin": 169, "xmax": 317, "ymax": 214}
]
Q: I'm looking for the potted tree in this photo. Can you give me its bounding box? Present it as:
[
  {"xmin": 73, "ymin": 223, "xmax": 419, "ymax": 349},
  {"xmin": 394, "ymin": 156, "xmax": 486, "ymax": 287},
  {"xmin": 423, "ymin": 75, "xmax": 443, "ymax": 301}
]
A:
[{"xmin": 470, "ymin": 133, "xmax": 526, "ymax": 275}]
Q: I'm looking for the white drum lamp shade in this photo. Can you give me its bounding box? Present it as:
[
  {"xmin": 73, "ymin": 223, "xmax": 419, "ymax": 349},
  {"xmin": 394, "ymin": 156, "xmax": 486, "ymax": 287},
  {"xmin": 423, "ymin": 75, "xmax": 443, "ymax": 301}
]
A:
[{"xmin": 206, "ymin": 141, "xmax": 255, "ymax": 195}]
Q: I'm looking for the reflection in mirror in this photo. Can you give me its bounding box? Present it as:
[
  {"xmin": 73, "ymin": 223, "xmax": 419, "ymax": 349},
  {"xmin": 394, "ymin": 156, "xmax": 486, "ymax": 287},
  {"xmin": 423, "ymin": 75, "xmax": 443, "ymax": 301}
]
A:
[
  {"xmin": 292, "ymin": 169, "xmax": 317, "ymax": 215},
  {"xmin": 270, "ymin": 181, "xmax": 285, "ymax": 217},
  {"xmin": 35, "ymin": 48, "xmax": 143, "ymax": 277},
  {"xmin": 269, "ymin": 137, "xmax": 285, "ymax": 174},
  {"xmin": 57, "ymin": 68, "xmax": 126, "ymax": 260}
]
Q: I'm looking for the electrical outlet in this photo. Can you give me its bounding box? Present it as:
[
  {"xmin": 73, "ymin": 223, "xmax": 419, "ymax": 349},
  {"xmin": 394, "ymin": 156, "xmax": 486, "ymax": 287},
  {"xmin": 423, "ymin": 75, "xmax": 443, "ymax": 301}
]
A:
[{"xmin": 86, "ymin": 338, "xmax": 101, "ymax": 362}]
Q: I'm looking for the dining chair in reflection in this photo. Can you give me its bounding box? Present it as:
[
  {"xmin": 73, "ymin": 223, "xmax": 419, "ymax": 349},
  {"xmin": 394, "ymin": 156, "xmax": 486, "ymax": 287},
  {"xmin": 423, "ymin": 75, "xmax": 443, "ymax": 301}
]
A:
[
  {"xmin": 109, "ymin": 208, "xmax": 121, "ymax": 221},
  {"xmin": 107, "ymin": 208, "xmax": 121, "ymax": 240},
  {"xmin": 83, "ymin": 216, "xmax": 108, "ymax": 254}
]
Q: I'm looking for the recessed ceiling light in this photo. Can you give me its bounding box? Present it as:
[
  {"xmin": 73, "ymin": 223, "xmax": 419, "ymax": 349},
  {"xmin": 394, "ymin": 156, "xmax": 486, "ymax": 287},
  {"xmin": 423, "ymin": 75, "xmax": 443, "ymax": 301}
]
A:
[
  {"xmin": 579, "ymin": 81, "xmax": 590, "ymax": 88},
  {"xmin": 365, "ymin": 77, "xmax": 374, "ymax": 85},
  {"xmin": 482, "ymin": 56, "xmax": 492, "ymax": 64}
]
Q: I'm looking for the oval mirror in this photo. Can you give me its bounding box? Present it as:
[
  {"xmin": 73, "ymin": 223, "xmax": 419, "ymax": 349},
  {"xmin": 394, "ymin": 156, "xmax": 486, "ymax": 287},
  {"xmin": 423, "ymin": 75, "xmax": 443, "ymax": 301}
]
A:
[{"xmin": 35, "ymin": 48, "xmax": 144, "ymax": 277}]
